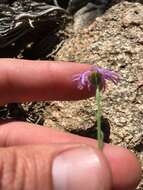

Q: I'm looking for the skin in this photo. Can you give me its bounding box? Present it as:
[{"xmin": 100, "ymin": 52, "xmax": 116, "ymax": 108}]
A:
[{"xmin": 0, "ymin": 58, "xmax": 141, "ymax": 190}]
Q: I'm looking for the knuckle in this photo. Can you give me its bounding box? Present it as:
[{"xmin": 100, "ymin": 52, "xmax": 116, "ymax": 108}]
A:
[
  {"xmin": 0, "ymin": 147, "xmax": 37, "ymax": 190},
  {"xmin": 0, "ymin": 146, "xmax": 52, "ymax": 190}
]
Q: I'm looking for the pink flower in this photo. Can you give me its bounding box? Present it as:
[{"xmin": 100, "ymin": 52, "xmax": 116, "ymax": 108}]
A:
[{"xmin": 73, "ymin": 65, "xmax": 120, "ymax": 91}]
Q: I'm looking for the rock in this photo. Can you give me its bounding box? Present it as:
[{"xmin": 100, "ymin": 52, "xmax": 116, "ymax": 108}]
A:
[
  {"xmin": 53, "ymin": 2, "xmax": 143, "ymax": 188},
  {"xmin": 122, "ymin": 4, "xmax": 143, "ymax": 27}
]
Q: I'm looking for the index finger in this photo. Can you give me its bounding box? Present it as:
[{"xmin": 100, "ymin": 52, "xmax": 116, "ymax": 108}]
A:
[{"xmin": 0, "ymin": 59, "xmax": 94, "ymax": 105}]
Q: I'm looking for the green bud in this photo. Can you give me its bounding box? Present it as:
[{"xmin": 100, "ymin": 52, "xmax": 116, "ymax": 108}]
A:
[{"xmin": 88, "ymin": 72, "xmax": 102, "ymax": 86}]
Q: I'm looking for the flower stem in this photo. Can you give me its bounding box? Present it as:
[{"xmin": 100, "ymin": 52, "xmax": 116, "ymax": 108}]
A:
[{"xmin": 96, "ymin": 85, "xmax": 104, "ymax": 149}]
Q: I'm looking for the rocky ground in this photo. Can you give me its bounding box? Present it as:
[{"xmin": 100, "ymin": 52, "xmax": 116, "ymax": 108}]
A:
[
  {"xmin": 54, "ymin": 1, "xmax": 143, "ymax": 189},
  {"xmin": 0, "ymin": 0, "xmax": 142, "ymax": 189}
]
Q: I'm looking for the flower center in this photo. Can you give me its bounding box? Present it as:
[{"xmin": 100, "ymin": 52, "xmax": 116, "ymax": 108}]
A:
[{"xmin": 88, "ymin": 72, "xmax": 102, "ymax": 87}]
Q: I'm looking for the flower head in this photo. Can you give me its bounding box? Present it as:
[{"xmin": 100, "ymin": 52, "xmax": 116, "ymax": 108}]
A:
[{"xmin": 73, "ymin": 65, "xmax": 120, "ymax": 91}]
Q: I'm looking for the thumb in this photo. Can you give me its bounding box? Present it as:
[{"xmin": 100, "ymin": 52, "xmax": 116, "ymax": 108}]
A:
[{"xmin": 0, "ymin": 144, "xmax": 112, "ymax": 190}]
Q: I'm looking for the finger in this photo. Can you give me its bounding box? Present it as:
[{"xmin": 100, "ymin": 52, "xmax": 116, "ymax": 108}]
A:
[
  {"xmin": 0, "ymin": 59, "xmax": 94, "ymax": 105},
  {"xmin": 0, "ymin": 144, "xmax": 112, "ymax": 190},
  {"xmin": 0, "ymin": 121, "xmax": 141, "ymax": 190}
]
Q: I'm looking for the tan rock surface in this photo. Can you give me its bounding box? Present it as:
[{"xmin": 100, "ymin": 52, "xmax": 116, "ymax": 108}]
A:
[{"xmin": 44, "ymin": 2, "xmax": 143, "ymax": 188}]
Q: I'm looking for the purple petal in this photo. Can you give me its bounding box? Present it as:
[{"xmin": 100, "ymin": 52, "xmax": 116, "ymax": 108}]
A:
[
  {"xmin": 91, "ymin": 66, "xmax": 120, "ymax": 85},
  {"xmin": 72, "ymin": 65, "xmax": 120, "ymax": 91}
]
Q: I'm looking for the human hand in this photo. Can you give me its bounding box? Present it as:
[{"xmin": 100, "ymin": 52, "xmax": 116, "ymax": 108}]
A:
[{"xmin": 0, "ymin": 59, "xmax": 141, "ymax": 190}]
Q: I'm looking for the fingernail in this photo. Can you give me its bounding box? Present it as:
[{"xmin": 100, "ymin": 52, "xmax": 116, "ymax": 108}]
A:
[{"xmin": 52, "ymin": 146, "xmax": 111, "ymax": 190}]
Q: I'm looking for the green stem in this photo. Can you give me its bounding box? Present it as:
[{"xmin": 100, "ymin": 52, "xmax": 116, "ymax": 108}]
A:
[{"xmin": 96, "ymin": 85, "xmax": 104, "ymax": 149}]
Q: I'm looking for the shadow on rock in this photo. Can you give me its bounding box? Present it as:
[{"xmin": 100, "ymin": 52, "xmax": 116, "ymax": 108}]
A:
[{"xmin": 68, "ymin": 117, "xmax": 111, "ymax": 143}]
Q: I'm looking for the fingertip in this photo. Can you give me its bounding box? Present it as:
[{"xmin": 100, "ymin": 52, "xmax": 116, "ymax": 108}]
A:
[
  {"xmin": 103, "ymin": 144, "xmax": 141, "ymax": 190},
  {"xmin": 52, "ymin": 145, "xmax": 112, "ymax": 190}
]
